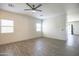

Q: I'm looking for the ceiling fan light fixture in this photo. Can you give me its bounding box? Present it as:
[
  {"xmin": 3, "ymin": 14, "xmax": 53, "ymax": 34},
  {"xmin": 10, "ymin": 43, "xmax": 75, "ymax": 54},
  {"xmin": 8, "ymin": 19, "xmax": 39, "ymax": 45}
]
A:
[{"xmin": 32, "ymin": 10, "xmax": 36, "ymax": 12}]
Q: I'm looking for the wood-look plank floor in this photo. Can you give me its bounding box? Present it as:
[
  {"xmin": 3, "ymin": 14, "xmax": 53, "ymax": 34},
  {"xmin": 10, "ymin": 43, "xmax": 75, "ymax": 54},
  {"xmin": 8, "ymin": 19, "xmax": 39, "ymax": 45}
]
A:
[{"xmin": 0, "ymin": 37, "xmax": 79, "ymax": 56}]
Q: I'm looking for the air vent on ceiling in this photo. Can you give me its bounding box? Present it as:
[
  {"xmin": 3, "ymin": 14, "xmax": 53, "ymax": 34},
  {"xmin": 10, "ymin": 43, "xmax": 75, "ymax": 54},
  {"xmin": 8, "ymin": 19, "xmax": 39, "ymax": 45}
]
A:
[{"xmin": 8, "ymin": 4, "xmax": 14, "ymax": 7}]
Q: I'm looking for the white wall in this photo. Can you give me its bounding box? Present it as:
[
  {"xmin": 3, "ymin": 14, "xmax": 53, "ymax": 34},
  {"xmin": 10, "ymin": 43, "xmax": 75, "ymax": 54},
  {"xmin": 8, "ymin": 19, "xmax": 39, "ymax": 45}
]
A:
[
  {"xmin": 73, "ymin": 22, "xmax": 79, "ymax": 35},
  {"xmin": 43, "ymin": 14, "xmax": 66, "ymax": 40},
  {"xmin": 67, "ymin": 21, "xmax": 79, "ymax": 35},
  {"xmin": 43, "ymin": 4, "xmax": 67, "ymax": 40},
  {"xmin": 66, "ymin": 3, "xmax": 79, "ymax": 22},
  {"xmin": 0, "ymin": 10, "xmax": 41, "ymax": 45},
  {"xmin": 66, "ymin": 4, "xmax": 79, "ymax": 35}
]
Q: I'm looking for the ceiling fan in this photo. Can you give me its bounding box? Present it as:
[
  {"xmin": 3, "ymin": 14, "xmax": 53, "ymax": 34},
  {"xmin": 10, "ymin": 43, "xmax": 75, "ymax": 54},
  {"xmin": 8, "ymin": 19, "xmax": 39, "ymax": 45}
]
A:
[{"xmin": 24, "ymin": 3, "xmax": 42, "ymax": 12}]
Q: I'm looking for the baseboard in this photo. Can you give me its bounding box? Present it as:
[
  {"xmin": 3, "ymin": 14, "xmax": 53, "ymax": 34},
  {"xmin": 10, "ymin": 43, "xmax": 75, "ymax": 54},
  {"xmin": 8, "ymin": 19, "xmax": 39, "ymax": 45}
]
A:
[
  {"xmin": 0, "ymin": 36, "xmax": 42, "ymax": 46},
  {"xmin": 43, "ymin": 36, "xmax": 66, "ymax": 42},
  {"xmin": 0, "ymin": 36, "xmax": 66, "ymax": 46}
]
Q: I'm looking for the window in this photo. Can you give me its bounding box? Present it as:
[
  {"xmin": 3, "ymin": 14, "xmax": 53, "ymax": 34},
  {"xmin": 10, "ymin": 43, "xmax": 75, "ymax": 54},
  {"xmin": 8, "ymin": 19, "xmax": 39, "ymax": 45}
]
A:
[
  {"xmin": 36, "ymin": 23, "xmax": 41, "ymax": 32},
  {"xmin": 0, "ymin": 19, "xmax": 14, "ymax": 33}
]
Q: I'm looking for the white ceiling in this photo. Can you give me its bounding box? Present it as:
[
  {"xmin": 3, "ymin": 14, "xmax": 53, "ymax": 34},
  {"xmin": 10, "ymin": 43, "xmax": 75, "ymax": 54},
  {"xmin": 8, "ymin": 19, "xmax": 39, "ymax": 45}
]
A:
[{"xmin": 0, "ymin": 3, "xmax": 66, "ymax": 20}]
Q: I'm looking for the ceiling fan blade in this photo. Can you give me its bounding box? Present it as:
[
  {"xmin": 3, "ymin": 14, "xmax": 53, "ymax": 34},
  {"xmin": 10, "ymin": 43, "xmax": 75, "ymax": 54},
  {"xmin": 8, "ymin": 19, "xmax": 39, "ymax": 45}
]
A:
[
  {"xmin": 26, "ymin": 3, "xmax": 33, "ymax": 9},
  {"xmin": 35, "ymin": 9, "xmax": 42, "ymax": 12},
  {"xmin": 33, "ymin": 5, "xmax": 35, "ymax": 8},
  {"xmin": 35, "ymin": 4, "xmax": 42, "ymax": 9},
  {"xmin": 24, "ymin": 9, "xmax": 32, "ymax": 10}
]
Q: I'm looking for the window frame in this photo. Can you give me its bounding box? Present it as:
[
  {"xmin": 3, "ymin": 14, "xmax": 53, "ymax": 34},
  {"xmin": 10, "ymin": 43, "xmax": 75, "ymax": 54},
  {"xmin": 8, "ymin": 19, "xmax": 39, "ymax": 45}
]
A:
[
  {"xmin": 0, "ymin": 19, "xmax": 14, "ymax": 33},
  {"xmin": 36, "ymin": 23, "xmax": 41, "ymax": 32}
]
